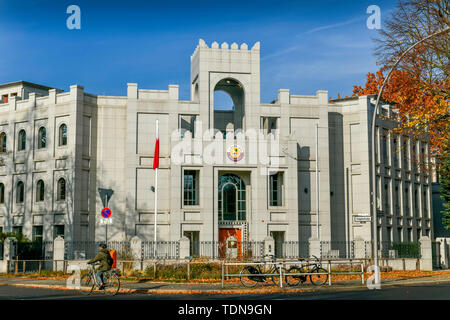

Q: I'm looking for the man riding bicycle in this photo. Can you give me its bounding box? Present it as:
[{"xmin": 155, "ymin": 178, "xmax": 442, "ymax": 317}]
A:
[{"xmin": 87, "ymin": 243, "xmax": 112, "ymax": 289}]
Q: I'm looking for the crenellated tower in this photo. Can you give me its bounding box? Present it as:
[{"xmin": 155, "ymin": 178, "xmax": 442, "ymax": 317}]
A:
[{"xmin": 190, "ymin": 39, "xmax": 261, "ymax": 132}]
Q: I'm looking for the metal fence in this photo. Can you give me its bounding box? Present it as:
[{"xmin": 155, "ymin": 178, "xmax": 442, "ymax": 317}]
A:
[
  {"xmin": 5, "ymin": 239, "xmax": 424, "ymax": 262},
  {"xmin": 142, "ymin": 241, "xmax": 179, "ymax": 259},
  {"xmin": 65, "ymin": 241, "xmax": 132, "ymax": 260},
  {"xmin": 199, "ymin": 241, "xmax": 264, "ymax": 260},
  {"xmin": 320, "ymin": 241, "xmax": 355, "ymax": 259},
  {"xmin": 379, "ymin": 241, "xmax": 421, "ymax": 259}
]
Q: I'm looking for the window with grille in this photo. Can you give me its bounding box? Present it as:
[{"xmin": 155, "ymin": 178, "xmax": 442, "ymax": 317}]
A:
[
  {"xmin": 269, "ymin": 172, "xmax": 283, "ymax": 206},
  {"xmin": 183, "ymin": 170, "xmax": 199, "ymax": 206},
  {"xmin": 38, "ymin": 127, "xmax": 46, "ymax": 149},
  {"xmin": 18, "ymin": 130, "xmax": 26, "ymax": 151}
]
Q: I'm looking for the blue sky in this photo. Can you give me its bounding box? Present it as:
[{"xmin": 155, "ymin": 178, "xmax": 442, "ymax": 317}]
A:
[{"xmin": 0, "ymin": 0, "xmax": 396, "ymax": 102}]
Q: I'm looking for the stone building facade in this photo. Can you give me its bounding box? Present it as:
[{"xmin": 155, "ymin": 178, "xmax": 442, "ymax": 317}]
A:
[{"xmin": 0, "ymin": 40, "xmax": 433, "ymax": 254}]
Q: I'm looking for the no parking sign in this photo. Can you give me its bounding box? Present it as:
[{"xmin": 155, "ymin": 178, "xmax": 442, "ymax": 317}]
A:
[
  {"xmin": 101, "ymin": 207, "xmax": 112, "ymax": 219},
  {"xmin": 100, "ymin": 208, "xmax": 112, "ymax": 224}
]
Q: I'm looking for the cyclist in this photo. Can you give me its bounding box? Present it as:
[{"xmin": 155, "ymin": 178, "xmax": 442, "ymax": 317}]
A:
[{"xmin": 87, "ymin": 243, "xmax": 111, "ymax": 289}]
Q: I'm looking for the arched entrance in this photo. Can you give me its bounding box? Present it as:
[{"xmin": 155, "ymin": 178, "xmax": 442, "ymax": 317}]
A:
[
  {"xmin": 213, "ymin": 78, "xmax": 245, "ymax": 134},
  {"xmin": 218, "ymin": 173, "xmax": 247, "ymax": 258},
  {"xmin": 218, "ymin": 174, "xmax": 246, "ymax": 221}
]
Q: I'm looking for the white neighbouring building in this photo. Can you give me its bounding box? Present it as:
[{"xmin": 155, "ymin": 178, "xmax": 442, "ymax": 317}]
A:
[{"xmin": 0, "ymin": 40, "xmax": 433, "ymax": 257}]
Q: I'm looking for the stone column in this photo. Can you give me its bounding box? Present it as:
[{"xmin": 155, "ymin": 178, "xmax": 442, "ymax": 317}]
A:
[
  {"xmin": 437, "ymin": 238, "xmax": 449, "ymax": 269},
  {"xmin": 179, "ymin": 237, "xmax": 190, "ymax": 259},
  {"xmin": 353, "ymin": 237, "xmax": 366, "ymax": 259},
  {"xmin": 309, "ymin": 237, "xmax": 321, "ymax": 258},
  {"xmin": 53, "ymin": 236, "xmax": 65, "ymax": 271},
  {"xmin": 419, "ymin": 236, "xmax": 433, "ymax": 271},
  {"xmin": 264, "ymin": 236, "xmax": 275, "ymax": 259},
  {"xmin": 4, "ymin": 237, "xmax": 18, "ymax": 261},
  {"xmin": 130, "ymin": 236, "xmax": 142, "ymax": 270}
]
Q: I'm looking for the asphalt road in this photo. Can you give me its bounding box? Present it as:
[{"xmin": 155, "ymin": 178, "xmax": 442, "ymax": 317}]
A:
[{"xmin": 0, "ymin": 282, "xmax": 449, "ymax": 300}]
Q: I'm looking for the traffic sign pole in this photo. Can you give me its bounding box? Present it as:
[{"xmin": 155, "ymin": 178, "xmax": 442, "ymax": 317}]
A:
[{"xmin": 104, "ymin": 195, "xmax": 108, "ymax": 244}]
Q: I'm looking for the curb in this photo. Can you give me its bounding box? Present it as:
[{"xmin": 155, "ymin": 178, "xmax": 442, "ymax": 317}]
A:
[
  {"xmin": 1, "ymin": 282, "xmax": 315, "ymax": 295},
  {"xmin": 1, "ymin": 278, "xmax": 449, "ymax": 295}
]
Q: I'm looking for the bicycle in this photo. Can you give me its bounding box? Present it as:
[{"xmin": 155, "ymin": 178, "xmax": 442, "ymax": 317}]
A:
[
  {"xmin": 285, "ymin": 255, "xmax": 328, "ymax": 286},
  {"xmin": 79, "ymin": 263, "xmax": 120, "ymax": 296},
  {"xmin": 239, "ymin": 255, "xmax": 287, "ymax": 287}
]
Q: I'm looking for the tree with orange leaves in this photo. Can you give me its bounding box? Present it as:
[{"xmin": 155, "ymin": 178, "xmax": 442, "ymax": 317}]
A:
[{"xmin": 352, "ymin": 0, "xmax": 449, "ymax": 157}]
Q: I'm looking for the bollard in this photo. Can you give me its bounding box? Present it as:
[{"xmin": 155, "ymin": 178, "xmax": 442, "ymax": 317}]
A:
[
  {"xmin": 328, "ymin": 260, "xmax": 332, "ymax": 286},
  {"xmin": 23, "ymin": 261, "xmax": 26, "ymax": 274},
  {"xmin": 361, "ymin": 262, "xmax": 364, "ymax": 284},
  {"xmin": 187, "ymin": 261, "xmax": 191, "ymax": 281},
  {"xmin": 221, "ymin": 262, "xmax": 225, "ymax": 288},
  {"xmin": 39, "ymin": 261, "xmax": 42, "ymax": 274},
  {"xmin": 15, "ymin": 259, "xmax": 18, "ymax": 274},
  {"xmin": 279, "ymin": 264, "xmax": 283, "ymax": 288},
  {"xmin": 153, "ymin": 262, "xmax": 156, "ymax": 279}
]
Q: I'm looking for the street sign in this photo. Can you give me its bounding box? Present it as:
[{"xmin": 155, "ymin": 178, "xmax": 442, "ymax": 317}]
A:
[
  {"xmin": 101, "ymin": 208, "xmax": 112, "ymax": 219},
  {"xmin": 98, "ymin": 188, "xmax": 114, "ymax": 208},
  {"xmin": 354, "ymin": 216, "xmax": 372, "ymax": 222},
  {"xmin": 99, "ymin": 218, "xmax": 113, "ymax": 225}
]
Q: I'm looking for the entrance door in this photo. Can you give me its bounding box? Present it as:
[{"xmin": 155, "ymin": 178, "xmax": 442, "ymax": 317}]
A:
[
  {"xmin": 219, "ymin": 228, "xmax": 242, "ymax": 259},
  {"xmin": 270, "ymin": 231, "xmax": 285, "ymax": 258},
  {"xmin": 183, "ymin": 231, "xmax": 199, "ymax": 257}
]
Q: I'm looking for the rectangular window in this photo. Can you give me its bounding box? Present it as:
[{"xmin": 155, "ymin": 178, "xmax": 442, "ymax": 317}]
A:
[
  {"xmin": 179, "ymin": 115, "xmax": 196, "ymax": 138},
  {"xmin": 397, "ymin": 228, "xmax": 403, "ymax": 242},
  {"xmin": 404, "ymin": 182, "xmax": 410, "ymax": 216},
  {"xmin": 414, "ymin": 184, "xmax": 420, "ymax": 217},
  {"xmin": 261, "ymin": 117, "xmax": 278, "ymax": 135},
  {"xmin": 407, "ymin": 228, "xmax": 412, "ymax": 242},
  {"xmin": 1, "ymin": 94, "xmax": 8, "ymax": 103},
  {"xmin": 0, "ymin": 226, "xmax": 3, "ymax": 233},
  {"xmin": 394, "ymin": 180, "xmax": 401, "ymax": 216},
  {"xmin": 423, "ymin": 185, "xmax": 428, "ymax": 218},
  {"xmin": 54, "ymin": 225, "xmax": 64, "ymax": 239},
  {"xmin": 12, "ymin": 226, "xmax": 22, "ymax": 235},
  {"xmin": 33, "ymin": 226, "xmax": 43, "ymax": 243},
  {"xmin": 393, "ymin": 136, "xmax": 399, "ymax": 168},
  {"xmin": 384, "ymin": 178, "xmax": 391, "ymax": 214},
  {"xmin": 387, "ymin": 227, "xmax": 392, "ymax": 243},
  {"xmin": 183, "ymin": 170, "xmax": 199, "ymax": 206},
  {"xmin": 382, "ymin": 130, "xmax": 389, "ymax": 165},
  {"xmin": 269, "ymin": 172, "xmax": 283, "ymax": 206},
  {"xmin": 402, "ymin": 137, "xmax": 409, "ymax": 170}
]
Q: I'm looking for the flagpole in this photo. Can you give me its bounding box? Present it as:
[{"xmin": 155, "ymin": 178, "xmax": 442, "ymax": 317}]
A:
[{"xmin": 154, "ymin": 120, "xmax": 159, "ymax": 258}]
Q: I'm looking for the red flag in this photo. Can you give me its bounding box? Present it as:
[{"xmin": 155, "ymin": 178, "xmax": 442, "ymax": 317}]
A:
[{"xmin": 153, "ymin": 138, "xmax": 159, "ymax": 170}]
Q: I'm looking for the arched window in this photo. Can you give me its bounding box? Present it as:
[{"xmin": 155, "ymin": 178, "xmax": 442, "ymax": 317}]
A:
[
  {"xmin": 213, "ymin": 78, "xmax": 245, "ymax": 135},
  {"xmin": 38, "ymin": 127, "xmax": 46, "ymax": 149},
  {"xmin": 36, "ymin": 180, "xmax": 45, "ymax": 202},
  {"xmin": 16, "ymin": 181, "xmax": 24, "ymax": 203},
  {"xmin": 0, "ymin": 183, "xmax": 4, "ymax": 204},
  {"xmin": 218, "ymin": 174, "xmax": 246, "ymax": 221},
  {"xmin": 57, "ymin": 178, "xmax": 66, "ymax": 200},
  {"xmin": 0, "ymin": 132, "xmax": 6, "ymax": 153},
  {"xmin": 18, "ymin": 130, "xmax": 26, "ymax": 151},
  {"xmin": 59, "ymin": 124, "xmax": 67, "ymax": 146}
]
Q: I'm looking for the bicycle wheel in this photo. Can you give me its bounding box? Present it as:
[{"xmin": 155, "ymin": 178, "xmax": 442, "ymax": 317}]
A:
[
  {"xmin": 103, "ymin": 272, "xmax": 120, "ymax": 296},
  {"xmin": 79, "ymin": 274, "xmax": 94, "ymax": 295},
  {"xmin": 285, "ymin": 266, "xmax": 307, "ymax": 287},
  {"xmin": 239, "ymin": 266, "xmax": 259, "ymax": 287},
  {"xmin": 271, "ymin": 267, "xmax": 287, "ymax": 286},
  {"xmin": 309, "ymin": 267, "xmax": 328, "ymax": 286}
]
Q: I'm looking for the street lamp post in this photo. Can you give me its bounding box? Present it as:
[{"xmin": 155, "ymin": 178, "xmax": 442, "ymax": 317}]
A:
[{"xmin": 370, "ymin": 27, "xmax": 449, "ymax": 286}]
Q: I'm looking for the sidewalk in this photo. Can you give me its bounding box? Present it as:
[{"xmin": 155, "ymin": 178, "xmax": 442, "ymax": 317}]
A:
[{"xmin": 0, "ymin": 272, "xmax": 449, "ymax": 294}]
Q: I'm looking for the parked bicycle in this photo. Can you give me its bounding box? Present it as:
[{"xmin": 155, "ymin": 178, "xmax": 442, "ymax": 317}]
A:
[
  {"xmin": 285, "ymin": 255, "xmax": 328, "ymax": 286},
  {"xmin": 79, "ymin": 262, "xmax": 120, "ymax": 296},
  {"xmin": 239, "ymin": 255, "xmax": 287, "ymax": 287}
]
